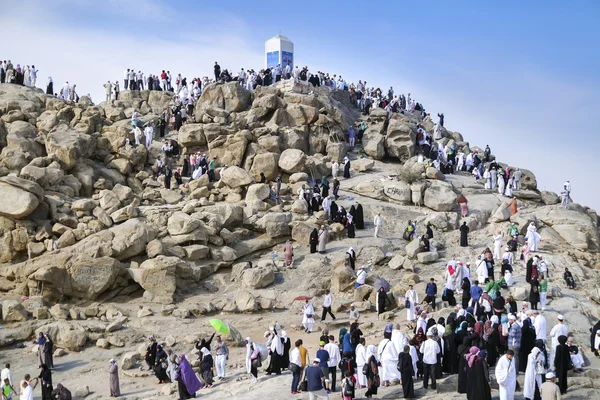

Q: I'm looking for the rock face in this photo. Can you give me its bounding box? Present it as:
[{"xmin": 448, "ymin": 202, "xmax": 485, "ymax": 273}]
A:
[
  {"xmin": 242, "ymin": 266, "xmax": 274, "ymax": 289},
  {"xmin": 278, "ymin": 148, "xmax": 307, "ymax": 174},
  {"xmin": 198, "ymin": 82, "xmax": 251, "ymax": 113},
  {"xmin": 423, "ymin": 181, "xmax": 456, "ymax": 212}
]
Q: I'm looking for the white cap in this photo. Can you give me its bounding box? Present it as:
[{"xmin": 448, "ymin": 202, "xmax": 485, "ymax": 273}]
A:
[
  {"xmin": 546, "ymin": 372, "xmax": 556, "ymax": 379},
  {"xmin": 508, "ymin": 314, "xmax": 516, "ymax": 320},
  {"xmin": 557, "ymin": 315, "xmax": 564, "ymax": 321},
  {"xmin": 350, "ymin": 303, "xmax": 355, "ymax": 307},
  {"xmin": 313, "ymin": 358, "xmax": 320, "ymax": 363}
]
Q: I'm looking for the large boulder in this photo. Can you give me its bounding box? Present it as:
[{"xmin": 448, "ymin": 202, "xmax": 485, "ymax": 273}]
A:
[
  {"xmin": 423, "ymin": 181, "xmax": 456, "ymax": 212},
  {"xmin": 2, "ymin": 300, "xmax": 28, "ymax": 322},
  {"xmin": 45, "ymin": 124, "xmax": 94, "ymax": 170},
  {"xmin": 384, "ymin": 117, "xmax": 415, "ymax": 162},
  {"xmin": 178, "ymin": 124, "xmax": 206, "ymax": 148},
  {"xmin": 129, "ymin": 256, "xmax": 181, "ymax": 302},
  {"xmin": 167, "ymin": 212, "xmax": 202, "ymax": 236},
  {"xmin": 249, "ymin": 152, "xmax": 279, "ymax": 182},
  {"xmin": 246, "ymin": 183, "xmax": 271, "ymax": 202},
  {"xmin": 110, "ymin": 219, "xmax": 157, "ymax": 260},
  {"xmin": 383, "ymin": 181, "xmax": 411, "ymax": 204},
  {"xmin": 7, "ymin": 253, "xmax": 129, "ymax": 301},
  {"xmin": 198, "ymin": 82, "xmax": 251, "ymax": 113},
  {"xmin": 256, "ymin": 213, "xmax": 292, "ymax": 238},
  {"xmin": 220, "ymin": 166, "xmax": 254, "ymax": 188},
  {"xmin": 0, "ymin": 178, "xmax": 41, "ymax": 218},
  {"xmin": 405, "ymin": 239, "xmax": 424, "ymax": 259},
  {"xmin": 331, "ymin": 265, "xmax": 356, "ymax": 293},
  {"xmin": 362, "ymin": 130, "xmax": 385, "ymax": 160},
  {"xmin": 278, "ymin": 149, "xmax": 307, "ymax": 174},
  {"xmin": 242, "ymin": 266, "xmax": 274, "ymax": 289}
]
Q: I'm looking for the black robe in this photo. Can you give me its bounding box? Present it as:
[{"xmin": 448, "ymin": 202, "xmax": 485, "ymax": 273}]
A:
[
  {"xmin": 309, "ymin": 229, "xmax": 318, "ymax": 254},
  {"xmin": 457, "ymin": 337, "xmax": 471, "ymax": 394},
  {"xmin": 46, "ymin": 82, "xmax": 53, "ymax": 95},
  {"xmin": 355, "ymin": 204, "xmax": 365, "ymax": 229},
  {"xmin": 526, "ymin": 258, "xmax": 534, "ymax": 283},
  {"xmin": 591, "ymin": 321, "xmax": 600, "ymax": 355},
  {"xmin": 44, "ymin": 339, "xmax": 54, "ymax": 368},
  {"xmin": 347, "ymin": 250, "xmax": 356, "ymax": 270},
  {"xmin": 311, "ymin": 197, "xmax": 319, "ymax": 212},
  {"xmin": 164, "ymin": 166, "xmax": 172, "ymax": 189},
  {"xmin": 330, "ymin": 201, "xmax": 339, "ymax": 221},
  {"xmin": 443, "ymin": 332, "xmax": 458, "ymax": 374},
  {"xmin": 460, "ymin": 224, "xmax": 469, "ymax": 247},
  {"xmin": 343, "ymin": 161, "xmax": 351, "ymax": 178},
  {"xmin": 426, "ymin": 226, "xmax": 434, "ymax": 239},
  {"xmin": 398, "ymin": 353, "xmax": 415, "ymax": 398},
  {"xmin": 39, "ymin": 368, "xmax": 53, "ymax": 400},
  {"xmin": 485, "ymin": 326, "xmax": 500, "ymax": 367},
  {"xmin": 177, "ymin": 373, "xmax": 193, "ymax": 399},
  {"xmin": 520, "ymin": 321, "xmax": 536, "ymax": 373},
  {"xmin": 281, "ymin": 337, "xmax": 291, "ymax": 368},
  {"xmin": 154, "ymin": 349, "xmax": 170, "ymax": 383},
  {"xmin": 182, "ymin": 158, "xmax": 190, "ymax": 177},
  {"xmin": 554, "ymin": 338, "xmax": 570, "ymax": 394},
  {"xmin": 347, "ymin": 223, "xmax": 355, "ymax": 238},
  {"xmin": 349, "ymin": 205, "xmax": 356, "ymax": 221},
  {"xmin": 145, "ymin": 342, "xmax": 158, "ymax": 368},
  {"xmin": 466, "ymin": 360, "xmax": 492, "ymax": 400},
  {"xmin": 321, "ymin": 181, "xmax": 329, "ymax": 198},
  {"xmin": 364, "ymin": 355, "xmax": 379, "ymax": 397}
]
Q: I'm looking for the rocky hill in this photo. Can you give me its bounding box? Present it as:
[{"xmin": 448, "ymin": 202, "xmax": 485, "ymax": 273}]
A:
[{"xmin": 0, "ymin": 80, "xmax": 599, "ymax": 399}]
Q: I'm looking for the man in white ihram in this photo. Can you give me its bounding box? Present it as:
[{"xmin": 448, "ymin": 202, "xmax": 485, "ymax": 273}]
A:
[
  {"xmin": 373, "ymin": 213, "xmax": 383, "ymax": 238},
  {"xmin": 496, "ymin": 350, "xmax": 517, "ymax": 400}
]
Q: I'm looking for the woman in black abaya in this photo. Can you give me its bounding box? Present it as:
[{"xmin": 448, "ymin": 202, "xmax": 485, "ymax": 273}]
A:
[
  {"xmin": 355, "ymin": 204, "xmax": 365, "ymax": 229},
  {"xmin": 343, "ymin": 159, "xmax": 351, "ymax": 178},
  {"xmin": 398, "ymin": 346, "xmax": 415, "ymax": 398},
  {"xmin": 329, "ymin": 201, "xmax": 339, "ymax": 222},
  {"xmin": 309, "ymin": 228, "xmax": 318, "ymax": 254}
]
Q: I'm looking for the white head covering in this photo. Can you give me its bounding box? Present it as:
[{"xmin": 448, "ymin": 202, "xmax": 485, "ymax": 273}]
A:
[
  {"xmin": 546, "ymin": 372, "xmax": 555, "ymax": 379},
  {"xmin": 245, "ymin": 337, "xmax": 252, "ymax": 344},
  {"xmin": 366, "ymin": 345, "xmax": 377, "ymax": 361},
  {"xmin": 200, "ymin": 347, "xmax": 210, "ymax": 356}
]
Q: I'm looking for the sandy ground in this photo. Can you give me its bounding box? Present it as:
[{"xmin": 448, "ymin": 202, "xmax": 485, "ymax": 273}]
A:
[{"xmin": 1, "ymin": 153, "xmax": 599, "ymax": 399}]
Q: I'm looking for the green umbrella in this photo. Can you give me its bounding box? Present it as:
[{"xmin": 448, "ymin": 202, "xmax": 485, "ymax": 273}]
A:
[{"xmin": 209, "ymin": 319, "xmax": 230, "ymax": 335}]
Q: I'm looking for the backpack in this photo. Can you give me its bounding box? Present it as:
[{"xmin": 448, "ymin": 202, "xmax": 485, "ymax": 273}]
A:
[{"xmin": 342, "ymin": 377, "xmax": 355, "ymax": 397}]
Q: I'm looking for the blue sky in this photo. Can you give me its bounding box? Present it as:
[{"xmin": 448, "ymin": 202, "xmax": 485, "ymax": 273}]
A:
[{"xmin": 2, "ymin": 0, "xmax": 599, "ymax": 210}]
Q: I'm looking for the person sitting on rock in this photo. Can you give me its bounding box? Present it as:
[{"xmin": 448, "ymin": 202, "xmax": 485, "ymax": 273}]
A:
[{"xmin": 563, "ymin": 268, "xmax": 576, "ymax": 289}]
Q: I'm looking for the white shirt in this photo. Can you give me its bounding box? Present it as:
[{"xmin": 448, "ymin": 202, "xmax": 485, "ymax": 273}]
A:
[
  {"xmin": 322, "ymin": 294, "xmax": 332, "ymax": 308},
  {"xmin": 20, "ymin": 384, "xmax": 33, "ymax": 400},
  {"xmin": 534, "ymin": 315, "xmax": 547, "ymax": 341},
  {"xmin": 356, "ymin": 270, "xmax": 366, "ymax": 285},
  {"xmin": 550, "ymin": 323, "xmax": 568, "ymax": 343},
  {"xmin": 324, "ymin": 342, "xmax": 341, "ymax": 367},
  {"xmin": 124, "ymin": 70, "xmax": 129, "ymax": 79},
  {"xmin": 1, "ymin": 368, "xmax": 11, "ymax": 385},
  {"xmin": 290, "ymin": 347, "xmax": 301, "ymax": 366},
  {"xmin": 420, "ymin": 339, "xmax": 440, "ymax": 364}
]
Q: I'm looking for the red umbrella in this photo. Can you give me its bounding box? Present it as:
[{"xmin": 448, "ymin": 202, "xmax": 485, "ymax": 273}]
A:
[{"xmin": 293, "ymin": 296, "xmax": 312, "ymax": 301}]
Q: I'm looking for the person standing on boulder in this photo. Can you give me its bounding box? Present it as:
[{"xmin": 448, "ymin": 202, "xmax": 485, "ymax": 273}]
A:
[
  {"xmin": 103, "ymin": 81, "xmax": 112, "ymax": 103},
  {"xmin": 318, "ymin": 226, "xmax": 328, "ymax": 254},
  {"xmin": 513, "ymin": 168, "xmax": 522, "ymax": 191},
  {"xmin": 460, "ymin": 222, "xmax": 469, "ymax": 247},
  {"xmin": 214, "ymin": 62, "xmax": 221, "ymax": 82}
]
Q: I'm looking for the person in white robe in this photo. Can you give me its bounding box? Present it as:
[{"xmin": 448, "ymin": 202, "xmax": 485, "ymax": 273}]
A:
[
  {"xmin": 567, "ymin": 337, "xmax": 584, "ymax": 370},
  {"xmin": 503, "ymin": 247, "xmax": 514, "ymax": 265},
  {"xmin": 331, "ymin": 160, "xmax": 339, "ymax": 178},
  {"xmin": 378, "ymin": 335, "xmax": 400, "ymax": 385},
  {"xmin": 301, "ymin": 300, "xmax": 315, "ymax": 333},
  {"xmin": 523, "ymin": 347, "xmax": 545, "ymax": 400},
  {"xmin": 533, "ymin": 311, "xmax": 547, "ymax": 343},
  {"xmin": 245, "ymin": 337, "xmax": 254, "ymax": 378},
  {"xmin": 444, "ymin": 262, "xmax": 456, "ymax": 292},
  {"xmin": 493, "ymin": 232, "xmax": 503, "ymax": 259},
  {"xmin": 549, "ymin": 316, "xmax": 568, "ymax": 367},
  {"xmin": 496, "ymin": 352, "xmax": 517, "ymax": 400},
  {"xmin": 505, "ymin": 177, "xmax": 514, "ymax": 197},
  {"xmin": 144, "ymin": 124, "xmax": 154, "ymax": 148},
  {"xmin": 490, "ymin": 167, "xmax": 498, "ymax": 189},
  {"xmin": 405, "ymin": 286, "xmax": 418, "ymax": 321},
  {"xmin": 355, "ymin": 340, "xmax": 368, "ymax": 388},
  {"xmin": 465, "ymin": 153, "xmax": 474, "ymax": 171},
  {"xmin": 409, "ymin": 344, "xmax": 419, "ymax": 379},
  {"xmin": 322, "ymin": 196, "xmax": 331, "ymax": 217},
  {"xmin": 498, "ymin": 173, "xmax": 506, "ymax": 195},
  {"xmin": 391, "ymin": 325, "xmax": 408, "ymax": 354},
  {"xmin": 456, "ymin": 151, "xmax": 465, "ymax": 171},
  {"xmin": 318, "ymin": 226, "xmax": 327, "ymax": 253},
  {"xmin": 476, "ymin": 256, "xmax": 489, "ymax": 283},
  {"xmin": 526, "ymin": 223, "xmax": 541, "ymax": 252},
  {"xmin": 484, "ymin": 167, "xmax": 491, "ymax": 189},
  {"xmin": 62, "ymin": 82, "xmax": 70, "ymax": 100},
  {"xmin": 132, "ymin": 126, "xmax": 142, "ymax": 146}
]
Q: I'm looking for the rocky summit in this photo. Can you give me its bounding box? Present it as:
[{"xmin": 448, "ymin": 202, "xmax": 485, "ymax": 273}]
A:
[{"xmin": 0, "ymin": 79, "xmax": 599, "ymax": 400}]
